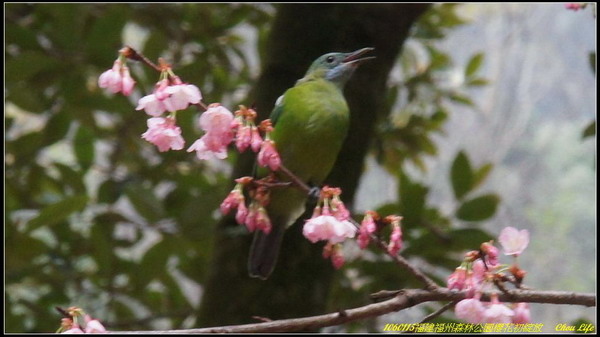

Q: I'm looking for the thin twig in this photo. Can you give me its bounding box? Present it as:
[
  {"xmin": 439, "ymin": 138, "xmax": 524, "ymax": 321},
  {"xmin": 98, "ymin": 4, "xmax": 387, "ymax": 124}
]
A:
[
  {"xmin": 419, "ymin": 301, "xmax": 457, "ymax": 323},
  {"xmin": 276, "ymin": 164, "xmax": 312, "ymax": 194},
  {"xmin": 122, "ymin": 46, "xmax": 161, "ymax": 72}
]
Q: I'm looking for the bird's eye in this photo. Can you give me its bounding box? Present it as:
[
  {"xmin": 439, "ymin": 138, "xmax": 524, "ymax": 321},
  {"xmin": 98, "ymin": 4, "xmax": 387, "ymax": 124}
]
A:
[{"xmin": 326, "ymin": 56, "xmax": 335, "ymax": 63}]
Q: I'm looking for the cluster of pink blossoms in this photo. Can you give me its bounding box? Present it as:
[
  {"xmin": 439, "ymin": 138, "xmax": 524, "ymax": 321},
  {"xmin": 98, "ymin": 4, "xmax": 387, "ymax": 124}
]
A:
[
  {"xmin": 451, "ymin": 227, "xmax": 531, "ymax": 324},
  {"xmin": 98, "ymin": 58, "xmax": 135, "ymax": 96},
  {"xmin": 302, "ymin": 187, "xmax": 355, "ymax": 269},
  {"xmin": 98, "ymin": 47, "xmax": 283, "ymax": 164},
  {"xmin": 56, "ymin": 307, "xmax": 106, "ymax": 334},
  {"xmin": 220, "ymin": 176, "xmax": 273, "ymax": 234},
  {"xmin": 357, "ymin": 211, "xmax": 403, "ymax": 256}
]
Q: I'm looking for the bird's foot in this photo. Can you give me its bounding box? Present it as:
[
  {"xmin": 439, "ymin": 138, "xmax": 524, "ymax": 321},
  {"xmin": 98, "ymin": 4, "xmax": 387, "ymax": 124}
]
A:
[{"xmin": 308, "ymin": 186, "xmax": 321, "ymax": 203}]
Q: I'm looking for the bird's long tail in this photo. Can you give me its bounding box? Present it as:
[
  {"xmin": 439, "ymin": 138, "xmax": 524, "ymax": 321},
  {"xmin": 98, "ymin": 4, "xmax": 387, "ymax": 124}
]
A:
[{"xmin": 248, "ymin": 217, "xmax": 287, "ymax": 280}]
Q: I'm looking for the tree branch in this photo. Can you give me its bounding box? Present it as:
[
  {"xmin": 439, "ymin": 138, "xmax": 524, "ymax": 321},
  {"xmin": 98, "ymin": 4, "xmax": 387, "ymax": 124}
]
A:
[
  {"xmin": 109, "ymin": 288, "xmax": 595, "ymax": 334},
  {"xmin": 276, "ymin": 162, "xmax": 440, "ymax": 291}
]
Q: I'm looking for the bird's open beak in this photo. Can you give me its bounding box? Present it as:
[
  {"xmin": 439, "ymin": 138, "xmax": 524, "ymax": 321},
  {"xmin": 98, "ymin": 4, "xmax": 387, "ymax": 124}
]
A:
[{"xmin": 342, "ymin": 47, "xmax": 375, "ymax": 65}]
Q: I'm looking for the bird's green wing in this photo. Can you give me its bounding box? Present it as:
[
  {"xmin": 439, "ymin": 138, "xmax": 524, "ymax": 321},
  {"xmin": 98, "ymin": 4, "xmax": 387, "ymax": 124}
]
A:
[{"xmin": 269, "ymin": 95, "xmax": 285, "ymax": 126}]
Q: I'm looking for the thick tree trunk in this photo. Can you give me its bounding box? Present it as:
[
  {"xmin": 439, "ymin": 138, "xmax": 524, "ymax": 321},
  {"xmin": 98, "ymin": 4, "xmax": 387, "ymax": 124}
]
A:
[{"xmin": 198, "ymin": 4, "xmax": 430, "ymax": 328}]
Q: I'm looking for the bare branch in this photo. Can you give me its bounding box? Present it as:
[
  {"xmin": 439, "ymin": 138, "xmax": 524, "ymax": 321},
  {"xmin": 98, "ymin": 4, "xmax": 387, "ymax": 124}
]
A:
[{"xmin": 108, "ymin": 288, "xmax": 595, "ymax": 334}]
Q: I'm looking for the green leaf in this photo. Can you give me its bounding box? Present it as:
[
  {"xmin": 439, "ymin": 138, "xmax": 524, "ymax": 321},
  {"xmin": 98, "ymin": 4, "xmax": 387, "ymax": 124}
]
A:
[
  {"xmin": 465, "ymin": 52, "xmax": 484, "ymax": 78},
  {"xmin": 472, "ymin": 163, "xmax": 493, "ymax": 190},
  {"xmin": 448, "ymin": 93, "xmax": 474, "ymax": 106},
  {"xmin": 450, "ymin": 151, "xmax": 474, "ymax": 200},
  {"xmin": 455, "ymin": 194, "xmax": 500, "ymax": 222},
  {"xmin": 26, "ymin": 195, "xmax": 89, "ymax": 232},
  {"xmin": 398, "ymin": 171, "xmax": 429, "ymax": 228},
  {"xmin": 74, "ymin": 125, "xmax": 95, "ymax": 170},
  {"xmin": 466, "ymin": 77, "xmax": 489, "ymax": 87},
  {"xmin": 581, "ymin": 120, "xmax": 595, "ymax": 139},
  {"xmin": 6, "ymin": 83, "xmax": 48, "ymax": 113},
  {"xmin": 98, "ymin": 179, "xmax": 122, "ymax": 204},
  {"xmin": 125, "ymin": 183, "xmax": 165, "ymax": 223},
  {"xmin": 55, "ymin": 163, "xmax": 86, "ymax": 195},
  {"xmin": 44, "ymin": 111, "xmax": 72, "ymax": 145},
  {"xmin": 5, "ymin": 51, "xmax": 60, "ymax": 84}
]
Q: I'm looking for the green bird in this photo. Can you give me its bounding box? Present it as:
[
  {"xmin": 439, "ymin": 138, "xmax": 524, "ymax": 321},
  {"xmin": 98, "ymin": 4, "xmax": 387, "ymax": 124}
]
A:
[{"xmin": 249, "ymin": 47, "xmax": 374, "ymax": 279}]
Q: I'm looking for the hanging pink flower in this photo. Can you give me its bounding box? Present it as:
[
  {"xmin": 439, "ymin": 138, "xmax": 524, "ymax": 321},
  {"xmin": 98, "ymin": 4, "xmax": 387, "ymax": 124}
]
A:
[
  {"xmin": 220, "ymin": 189, "xmax": 244, "ymax": 215},
  {"xmin": 455, "ymin": 298, "xmax": 486, "ymax": 324},
  {"xmin": 447, "ymin": 266, "xmax": 468, "ymax": 290},
  {"xmin": 250, "ymin": 126, "xmax": 263, "ymax": 153},
  {"xmin": 98, "ymin": 59, "xmax": 136, "ymax": 96},
  {"xmin": 137, "ymin": 79, "xmax": 202, "ymax": 116},
  {"xmin": 357, "ymin": 212, "xmax": 377, "ymax": 249},
  {"xmin": 235, "ymin": 125, "xmax": 252, "ymax": 152},
  {"xmin": 322, "ymin": 242, "xmax": 346, "ymax": 269},
  {"xmin": 136, "ymin": 79, "xmax": 170, "ymax": 116},
  {"xmin": 303, "ymin": 215, "xmax": 355, "ymax": 244},
  {"xmin": 331, "ymin": 196, "xmax": 350, "ymax": 221},
  {"xmin": 481, "ymin": 241, "xmax": 499, "ymax": 267},
  {"xmin": 187, "ymin": 137, "xmax": 227, "ymax": 160},
  {"xmin": 387, "ymin": 221, "xmax": 403, "ymax": 256},
  {"xmin": 83, "ymin": 315, "xmax": 107, "ymax": 333},
  {"xmin": 255, "ymin": 207, "xmax": 272, "ymax": 234},
  {"xmin": 141, "ymin": 117, "xmax": 184, "ymax": 152},
  {"xmin": 188, "ymin": 104, "xmax": 235, "ymax": 160},
  {"xmin": 512, "ymin": 302, "xmax": 531, "ymax": 324},
  {"xmin": 482, "ymin": 297, "xmax": 514, "ymax": 323},
  {"xmin": 162, "ymin": 83, "xmax": 202, "ymax": 112},
  {"xmin": 258, "ymin": 139, "xmax": 281, "ymax": 171},
  {"xmin": 498, "ymin": 227, "xmax": 530, "ymax": 256}
]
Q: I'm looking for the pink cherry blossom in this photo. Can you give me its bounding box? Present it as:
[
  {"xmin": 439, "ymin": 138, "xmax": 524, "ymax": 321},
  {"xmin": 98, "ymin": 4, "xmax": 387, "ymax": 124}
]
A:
[
  {"xmin": 98, "ymin": 59, "xmax": 136, "ymax": 96},
  {"xmin": 387, "ymin": 222, "xmax": 403, "ymax": 256},
  {"xmin": 331, "ymin": 246, "xmax": 345, "ymax": 269},
  {"xmin": 322, "ymin": 242, "xmax": 345, "ymax": 269},
  {"xmin": 482, "ymin": 298, "xmax": 514, "ymax": 323},
  {"xmin": 120, "ymin": 66, "xmax": 135, "ymax": 96},
  {"xmin": 499, "ymin": 227, "xmax": 530, "ymax": 256},
  {"xmin": 447, "ymin": 267, "xmax": 468, "ymax": 290},
  {"xmin": 258, "ymin": 139, "xmax": 281, "ymax": 171},
  {"xmin": 357, "ymin": 212, "xmax": 377, "ymax": 249},
  {"xmin": 235, "ymin": 202, "xmax": 248, "ymax": 226},
  {"xmin": 84, "ymin": 315, "xmax": 107, "ymax": 333},
  {"xmin": 235, "ymin": 125, "xmax": 252, "ymax": 152},
  {"xmin": 512, "ymin": 302, "xmax": 531, "ymax": 324},
  {"xmin": 255, "ymin": 207, "xmax": 272, "ymax": 234},
  {"xmin": 188, "ymin": 104, "xmax": 235, "ymax": 160},
  {"xmin": 250, "ymin": 126, "xmax": 263, "ymax": 152},
  {"xmin": 200, "ymin": 104, "xmax": 234, "ymax": 133},
  {"xmin": 136, "ymin": 80, "xmax": 169, "ymax": 116},
  {"xmin": 244, "ymin": 204, "xmax": 258, "ymax": 232},
  {"xmin": 471, "ymin": 259, "xmax": 486, "ymax": 284},
  {"xmin": 220, "ymin": 189, "xmax": 244, "ymax": 215},
  {"xmin": 136, "ymin": 79, "xmax": 202, "ymax": 116},
  {"xmin": 303, "ymin": 215, "xmax": 356, "ymax": 244},
  {"xmin": 481, "ymin": 241, "xmax": 499, "ymax": 267},
  {"xmin": 163, "ymin": 83, "xmax": 202, "ymax": 112},
  {"xmin": 187, "ymin": 137, "xmax": 228, "ymax": 160},
  {"xmin": 141, "ymin": 117, "xmax": 184, "ymax": 152},
  {"xmin": 455, "ymin": 298, "xmax": 486, "ymax": 324},
  {"xmin": 331, "ymin": 196, "xmax": 350, "ymax": 221}
]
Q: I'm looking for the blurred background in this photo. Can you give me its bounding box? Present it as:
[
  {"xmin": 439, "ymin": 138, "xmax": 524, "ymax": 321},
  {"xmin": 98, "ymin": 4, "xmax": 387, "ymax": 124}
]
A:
[{"xmin": 5, "ymin": 3, "xmax": 596, "ymax": 332}]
